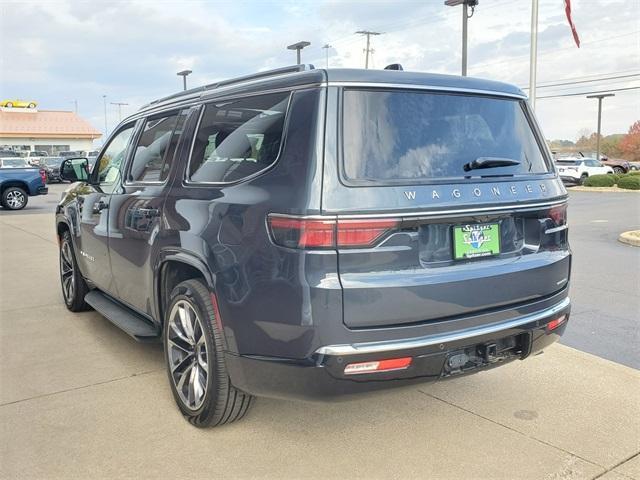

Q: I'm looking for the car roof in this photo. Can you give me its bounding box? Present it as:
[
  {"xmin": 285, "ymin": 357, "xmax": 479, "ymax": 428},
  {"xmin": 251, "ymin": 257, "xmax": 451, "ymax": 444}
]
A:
[{"xmin": 133, "ymin": 65, "xmax": 526, "ymax": 121}]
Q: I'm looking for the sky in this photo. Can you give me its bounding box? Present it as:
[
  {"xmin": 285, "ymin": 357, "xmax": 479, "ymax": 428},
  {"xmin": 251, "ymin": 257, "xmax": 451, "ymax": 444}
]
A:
[{"xmin": 1, "ymin": 0, "xmax": 638, "ymax": 144}]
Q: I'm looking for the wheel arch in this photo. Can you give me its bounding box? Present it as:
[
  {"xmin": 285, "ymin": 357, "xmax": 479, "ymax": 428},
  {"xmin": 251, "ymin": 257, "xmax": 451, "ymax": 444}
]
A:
[{"xmin": 1, "ymin": 180, "xmax": 29, "ymax": 195}]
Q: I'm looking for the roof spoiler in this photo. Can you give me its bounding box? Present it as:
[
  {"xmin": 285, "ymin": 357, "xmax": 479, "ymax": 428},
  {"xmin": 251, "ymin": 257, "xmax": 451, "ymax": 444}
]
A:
[{"xmin": 140, "ymin": 64, "xmax": 315, "ymax": 110}]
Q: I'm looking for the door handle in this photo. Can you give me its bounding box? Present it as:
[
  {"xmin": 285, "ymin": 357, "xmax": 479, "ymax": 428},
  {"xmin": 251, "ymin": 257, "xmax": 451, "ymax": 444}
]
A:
[{"xmin": 92, "ymin": 200, "xmax": 108, "ymax": 214}]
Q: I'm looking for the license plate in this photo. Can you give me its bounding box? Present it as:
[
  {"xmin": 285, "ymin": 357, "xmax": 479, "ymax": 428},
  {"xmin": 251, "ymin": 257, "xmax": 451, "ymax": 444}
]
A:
[{"xmin": 453, "ymin": 223, "xmax": 501, "ymax": 260}]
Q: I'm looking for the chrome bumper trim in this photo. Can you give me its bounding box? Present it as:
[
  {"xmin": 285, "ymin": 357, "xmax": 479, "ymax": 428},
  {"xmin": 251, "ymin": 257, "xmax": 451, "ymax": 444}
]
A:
[{"xmin": 315, "ymin": 297, "xmax": 571, "ymax": 356}]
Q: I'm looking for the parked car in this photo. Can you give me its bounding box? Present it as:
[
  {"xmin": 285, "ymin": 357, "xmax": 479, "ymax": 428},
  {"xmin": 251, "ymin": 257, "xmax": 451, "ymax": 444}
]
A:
[
  {"xmin": 556, "ymin": 158, "xmax": 614, "ymax": 184},
  {"xmin": 43, "ymin": 157, "xmax": 64, "ymax": 183},
  {"xmin": 1, "ymin": 158, "xmax": 30, "ymax": 168},
  {"xmin": 0, "ymin": 164, "xmax": 48, "ymax": 209},
  {"xmin": 56, "ymin": 65, "xmax": 571, "ymax": 428},
  {"xmin": 0, "ymin": 99, "xmax": 37, "ymax": 109},
  {"xmin": 24, "ymin": 150, "xmax": 50, "ymax": 167},
  {"xmin": 0, "ymin": 149, "xmax": 20, "ymax": 157},
  {"xmin": 59, "ymin": 150, "xmax": 88, "ymax": 158},
  {"xmin": 578, "ymin": 152, "xmax": 631, "ymax": 174}
]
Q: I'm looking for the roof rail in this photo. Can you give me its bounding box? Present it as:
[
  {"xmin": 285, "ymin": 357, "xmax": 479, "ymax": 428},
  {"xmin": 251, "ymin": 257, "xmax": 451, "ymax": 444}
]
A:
[{"xmin": 140, "ymin": 64, "xmax": 315, "ymax": 111}]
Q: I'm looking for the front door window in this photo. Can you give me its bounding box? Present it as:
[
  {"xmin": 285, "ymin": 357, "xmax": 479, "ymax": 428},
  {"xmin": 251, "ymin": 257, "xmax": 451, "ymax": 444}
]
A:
[{"xmin": 95, "ymin": 125, "xmax": 135, "ymax": 193}]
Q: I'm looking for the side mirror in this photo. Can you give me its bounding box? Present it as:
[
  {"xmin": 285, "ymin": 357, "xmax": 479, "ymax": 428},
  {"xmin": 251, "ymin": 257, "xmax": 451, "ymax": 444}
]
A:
[{"xmin": 60, "ymin": 157, "xmax": 90, "ymax": 182}]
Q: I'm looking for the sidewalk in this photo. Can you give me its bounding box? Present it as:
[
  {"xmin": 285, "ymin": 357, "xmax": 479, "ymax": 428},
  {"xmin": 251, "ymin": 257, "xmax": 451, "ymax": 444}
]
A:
[{"xmin": 1, "ymin": 213, "xmax": 639, "ymax": 479}]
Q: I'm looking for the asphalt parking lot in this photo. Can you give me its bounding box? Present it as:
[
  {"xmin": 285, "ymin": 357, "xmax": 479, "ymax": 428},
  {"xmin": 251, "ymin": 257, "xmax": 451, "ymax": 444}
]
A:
[{"xmin": 1, "ymin": 185, "xmax": 639, "ymax": 479}]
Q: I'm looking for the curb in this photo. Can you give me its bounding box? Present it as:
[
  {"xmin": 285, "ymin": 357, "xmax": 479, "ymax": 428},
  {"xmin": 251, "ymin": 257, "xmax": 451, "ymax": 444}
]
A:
[
  {"xmin": 568, "ymin": 186, "xmax": 640, "ymax": 193},
  {"xmin": 618, "ymin": 230, "xmax": 640, "ymax": 247}
]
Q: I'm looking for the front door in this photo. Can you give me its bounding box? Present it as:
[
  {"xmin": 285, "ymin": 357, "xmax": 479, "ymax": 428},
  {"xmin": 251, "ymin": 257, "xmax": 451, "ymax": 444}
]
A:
[
  {"xmin": 75, "ymin": 124, "xmax": 137, "ymax": 294},
  {"xmin": 107, "ymin": 109, "xmax": 192, "ymax": 316}
]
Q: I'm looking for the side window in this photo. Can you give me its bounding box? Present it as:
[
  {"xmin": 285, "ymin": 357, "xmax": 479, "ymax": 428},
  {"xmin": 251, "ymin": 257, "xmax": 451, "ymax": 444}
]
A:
[
  {"xmin": 95, "ymin": 125, "xmax": 135, "ymax": 192},
  {"xmin": 128, "ymin": 111, "xmax": 187, "ymax": 183},
  {"xmin": 188, "ymin": 92, "xmax": 289, "ymax": 183}
]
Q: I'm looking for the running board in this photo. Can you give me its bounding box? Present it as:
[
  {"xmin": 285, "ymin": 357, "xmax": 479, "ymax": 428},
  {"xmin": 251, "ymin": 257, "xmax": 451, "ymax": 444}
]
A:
[{"xmin": 84, "ymin": 290, "xmax": 160, "ymax": 341}]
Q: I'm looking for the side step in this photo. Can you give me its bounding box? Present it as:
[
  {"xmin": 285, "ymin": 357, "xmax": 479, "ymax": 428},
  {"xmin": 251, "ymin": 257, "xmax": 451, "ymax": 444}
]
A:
[{"xmin": 85, "ymin": 290, "xmax": 160, "ymax": 341}]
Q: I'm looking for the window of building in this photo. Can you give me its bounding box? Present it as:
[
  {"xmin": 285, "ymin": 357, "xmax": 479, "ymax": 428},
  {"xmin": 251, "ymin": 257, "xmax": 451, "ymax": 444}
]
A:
[{"xmin": 188, "ymin": 92, "xmax": 290, "ymax": 183}]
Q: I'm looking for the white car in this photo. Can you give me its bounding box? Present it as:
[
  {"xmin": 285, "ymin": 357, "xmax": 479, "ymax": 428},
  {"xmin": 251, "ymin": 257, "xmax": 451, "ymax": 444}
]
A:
[{"xmin": 556, "ymin": 158, "xmax": 614, "ymax": 185}]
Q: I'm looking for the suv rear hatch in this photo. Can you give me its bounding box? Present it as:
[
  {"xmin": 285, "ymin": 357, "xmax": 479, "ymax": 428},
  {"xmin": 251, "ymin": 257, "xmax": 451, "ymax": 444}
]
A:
[{"xmin": 326, "ymin": 87, "xmax": 570, "ymax": 329}]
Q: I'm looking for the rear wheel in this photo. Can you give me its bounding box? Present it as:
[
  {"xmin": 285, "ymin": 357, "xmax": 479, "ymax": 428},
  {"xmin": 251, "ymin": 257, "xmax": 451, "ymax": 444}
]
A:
[
  {"xmin": 28, "ymin": 103, "xmax": 36, "ymax": 108},
  {"xmin": 59, "ymin": 231, "xmax": 90, "ymax": 311},
  {"xmin": 1, "ymin": 187, "xmax": 28, "ymax": 210},
  {"xmin": 613, "ymin": 166, "xmax": 625, "ymax": 174},
  {"xmin": 579, "ymin": 173, "xmax": 588, "ymax": 185},
  {"xmin": 164, "ymin": 279, "xmax": 253, "ymax": 428}
]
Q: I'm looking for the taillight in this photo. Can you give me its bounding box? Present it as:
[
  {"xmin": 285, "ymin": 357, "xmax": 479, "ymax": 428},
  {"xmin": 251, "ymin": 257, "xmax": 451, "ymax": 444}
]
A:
[
  {"xmin": 548, "ymin": 204, "xmax": 567, "ymax": 226},
  {"xmin": 546, "ymin": 314, "xmax": 567, "ymax": 332},
  {"xmin": 39, "ymin": 168, "xmax": 47, "ymax": 184},
  {"xmin": 267, "ymin": 215, "xmax": 400, "ymax": 249}
]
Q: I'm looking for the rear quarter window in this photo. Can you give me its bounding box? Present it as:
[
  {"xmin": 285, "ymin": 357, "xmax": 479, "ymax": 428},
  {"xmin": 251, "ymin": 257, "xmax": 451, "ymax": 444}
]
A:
[
  {"xmin": 188, "ymin": 92, "xmax": 290, "ymax": 184},
  {"xmin": 342, "ymin": 89, "xmax": 552, "ymax": 185}
]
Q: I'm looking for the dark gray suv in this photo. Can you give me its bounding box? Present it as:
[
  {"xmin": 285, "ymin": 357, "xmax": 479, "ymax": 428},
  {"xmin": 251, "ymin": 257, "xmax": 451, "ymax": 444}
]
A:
[{"xmin": 56, "ymin": 65, "xmax": 571, "ymax": 428}]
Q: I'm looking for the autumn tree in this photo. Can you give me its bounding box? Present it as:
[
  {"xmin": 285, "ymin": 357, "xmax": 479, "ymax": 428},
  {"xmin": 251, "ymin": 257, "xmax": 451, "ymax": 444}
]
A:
[{"xmin": 619, "ymin": 121, "xmax": 640, "ymax": 161}]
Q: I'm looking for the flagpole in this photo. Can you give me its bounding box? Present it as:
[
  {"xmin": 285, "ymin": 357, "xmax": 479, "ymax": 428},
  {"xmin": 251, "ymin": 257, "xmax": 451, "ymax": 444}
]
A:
[{"xmin": 529, "ymin": 0, "xmax": 539, "ymax": 110}]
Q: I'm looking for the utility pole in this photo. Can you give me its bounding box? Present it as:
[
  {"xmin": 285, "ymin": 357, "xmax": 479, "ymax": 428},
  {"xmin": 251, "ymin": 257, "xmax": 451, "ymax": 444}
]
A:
[
  {"xmin": 102, "ymin": 95, "xmax": 108, "ymax": 139},
  {"xmin": 356, "ymin": 30, "xmax": 382, "ymax": 69},
  {"xmin": 322, "ymin": 44, "xmax": 332, "ymax": 68},
  {"xmin": 70, "ymin": 100, "xmax": 78, "ymax": 114},
  {"xmin": 586, "ymin": 93, "xmax": 615, "ymax": 163},
  {"xmin": 287, "ymin": 41, "xmax": 311, "ymax": 65},
  {"xmin": 529, "ymin": 0, "xmax": 539, "ymax": 109},
  {"xmin": 444, "ymin": 0, "xmax": 478, "ymax": 76},
  {"xmin": 177, "ymin": 69, "xmax": 192, "ymax": 91},
  {"xmin": 110, "ymin": 102, "xmax": 129, "ymax": 122}
]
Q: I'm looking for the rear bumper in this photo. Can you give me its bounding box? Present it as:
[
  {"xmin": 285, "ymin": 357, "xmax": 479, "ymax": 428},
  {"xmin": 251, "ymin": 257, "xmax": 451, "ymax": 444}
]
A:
[
  {"xmin": 560, "ymin": 175, "xmax": 579, "ymax": 184},
  {"xmin": 226, "ymin": 297, "xmax": 571, "ymax": 401},
  {"xmin": 36, "ymin": 186, "xmax": 48, "ymax": 195}
]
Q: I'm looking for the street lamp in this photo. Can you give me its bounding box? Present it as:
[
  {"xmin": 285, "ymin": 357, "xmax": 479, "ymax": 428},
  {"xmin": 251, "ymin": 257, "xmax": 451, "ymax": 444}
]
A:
[
  {"xmin": 586, "ymin": 93, "xmax": 615, "ymax": 163},
  {"xmin": 110, "ymin": 102, "xmax": 129, "ymax": 122},
  {"xmin": 177, "ymin": 69, "xmax": 192, "ymax": 91},
  {"xmin": 444, "ymin": 0, "xmax": 478, "ymax": 76},
  {"xmin": 287, "ymin": 41, "xmax": 311, "ymax": 65}
]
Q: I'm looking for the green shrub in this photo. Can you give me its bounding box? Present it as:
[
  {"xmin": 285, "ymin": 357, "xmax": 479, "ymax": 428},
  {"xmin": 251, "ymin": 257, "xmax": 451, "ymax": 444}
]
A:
[
  {"xmin": 617, "ymin": 175, "xmax": 640, "ymax": 190},
  {"xmin": 626, "ymin": 169, "xmax": 640, "ymax": 176},
  {"xmin": 610, "ymin": 173, "xmax": 621, "ymax": 184},
  {"xmin": 583, "ymin": 174, "xmax": 616, "ymax": 187}
]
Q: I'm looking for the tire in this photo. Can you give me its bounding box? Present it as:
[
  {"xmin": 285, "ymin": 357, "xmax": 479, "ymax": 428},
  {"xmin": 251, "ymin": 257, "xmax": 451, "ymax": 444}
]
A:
[
  {"xmin": 579, "ymin": 173, "xmax": 588, "ymax": 185},
  {"xmin": 613, "ymin": 166, "xmax": 625, "ymax": 174},
  {"xmin": 5, "ymin": 102, "xmax": 13, "ymax": 108},
  {"xmin": 164, "ymin": 279, "xmax": 253, "ymax": 428},
  {"xmin": 59, "ymin": 231, "xmax": 91, "ymax": 312},
  {"xmin": 28, "ymin": 103, "xmax": 36, "ymax": 108},
  {"xmin": 1, "ymin": 187, "xmax": 28, "ymax": 210}
]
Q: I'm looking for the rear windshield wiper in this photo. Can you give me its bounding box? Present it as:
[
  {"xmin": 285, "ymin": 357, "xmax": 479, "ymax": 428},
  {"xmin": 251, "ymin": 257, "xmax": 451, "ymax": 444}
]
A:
[{"xmin": 463, "ymin": 157, "xmax": 521, "ymax": 172}]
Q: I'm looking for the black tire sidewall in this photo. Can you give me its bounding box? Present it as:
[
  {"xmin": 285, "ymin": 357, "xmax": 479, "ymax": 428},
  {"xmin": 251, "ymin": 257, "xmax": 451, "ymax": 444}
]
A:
[
  {"xmin": 163, "ymin": 281, "xmax": 221, "ymax": 423},
  {"xmin": 2, "ymin": 187, "xmax": 27, "ymax": 210},
  {"xmin": 59, "ymin": 231, "xmax": 88, "ymax": 310}
]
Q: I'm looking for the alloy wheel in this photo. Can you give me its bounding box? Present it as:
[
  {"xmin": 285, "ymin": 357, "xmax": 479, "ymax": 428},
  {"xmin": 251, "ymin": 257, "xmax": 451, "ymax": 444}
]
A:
[
  {"xmin": 6, "ymin": 190, "xmax": 26, "ymax": 209},
  {"xmin": 60, "ymin": 241, "xmax": 75, "ymax": 302},
  {"xmin": 167, "ymin": 300, "xmax": 209, "ymax": 411}
]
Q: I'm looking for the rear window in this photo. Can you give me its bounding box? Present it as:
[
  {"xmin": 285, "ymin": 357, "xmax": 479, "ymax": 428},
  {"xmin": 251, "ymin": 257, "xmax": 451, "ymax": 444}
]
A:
[
  {"xmin": 556, "ymin": 160, "xmax": 581, "ymax": 166},
  {"xmin": 188, "ymin": 92, "xmax": 289, "ymax": 183},
  {"xmin": 342, "ymin": 89, "xmax": 551, "ymax": 184}
]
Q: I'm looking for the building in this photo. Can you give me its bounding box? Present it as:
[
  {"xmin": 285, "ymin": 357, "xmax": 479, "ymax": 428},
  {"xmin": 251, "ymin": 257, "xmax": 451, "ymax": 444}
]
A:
[{"xmin": 0, "ymin": 107, "xmax": 102, "ymax": 155}]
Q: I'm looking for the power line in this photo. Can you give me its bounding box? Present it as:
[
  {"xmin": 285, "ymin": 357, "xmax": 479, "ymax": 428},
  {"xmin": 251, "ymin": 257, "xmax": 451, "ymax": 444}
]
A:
[
  {"xmin": 537, "ymin": 86, "xmax": 639, "ymax": 99},
  {"xmin": 521, "ymin": 73, "xmax": 640, "ymax": 90}
]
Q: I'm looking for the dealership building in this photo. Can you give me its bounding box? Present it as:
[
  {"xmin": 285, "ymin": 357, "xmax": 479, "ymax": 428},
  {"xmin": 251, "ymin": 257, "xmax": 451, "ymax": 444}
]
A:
[{"xmin": 0, "ymin": 107, "xmax": 102, "ymax": 155}]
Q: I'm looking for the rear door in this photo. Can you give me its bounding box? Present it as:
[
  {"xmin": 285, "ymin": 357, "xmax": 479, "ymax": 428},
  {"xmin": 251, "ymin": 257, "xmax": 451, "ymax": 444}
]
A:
[
  {"xmin": 324, "ymin": 87, "xmax": 570, "ymax": 329},
  {"xmin": 107, "ymin": 108, "xmax": 193, "ymax": 316}
]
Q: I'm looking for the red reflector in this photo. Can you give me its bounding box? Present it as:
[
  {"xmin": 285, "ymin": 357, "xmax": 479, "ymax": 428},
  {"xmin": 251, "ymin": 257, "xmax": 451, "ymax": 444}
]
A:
[
  {"xmin": 546, "ymin": 314, "xmax": 567, "ymax": 331},
  {"xmin": 343, "ymin": 357, "xmax": 412, "ymax": 375},
  {"xmin": 337, "ymin": 219, "xmax": 399, "ymax": 247}
]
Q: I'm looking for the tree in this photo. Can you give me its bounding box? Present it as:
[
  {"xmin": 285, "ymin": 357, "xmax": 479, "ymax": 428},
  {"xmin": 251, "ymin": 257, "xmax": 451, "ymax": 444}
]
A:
[{"xmin": 619, "ymin": 121, "xmax": 640, "ymax": 161}]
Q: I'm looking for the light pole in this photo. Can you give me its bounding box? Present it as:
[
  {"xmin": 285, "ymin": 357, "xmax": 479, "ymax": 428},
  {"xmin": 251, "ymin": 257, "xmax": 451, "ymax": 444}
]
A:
[
  {"xmin": 356, "ymin": 31, "xmax": 381, "ymax": 69},
  {"xmin": 322, "ymin": 44, "xmax": 332, "ymax": 68},
  {"xmin": 102, "ymin": 95, "xmax": 108, "ymax": 138},
  {"xmin": 70, "ymin": 100, "xmax": 78, "ymax": 114},
  {"xmin": 529, "ymin": 0, "xmax": 539, "ymax": 109},
  {"xmin": 177, "ymin": 69, "xmax": 192, "ymax": 91},
  {"xmin": 110, "ymin": 102, "xmax": 129, "ymax": 122},
  {"xmin": 444, "ymin": 0, "xmax": 478, "ymax": 76},
  {"xmin": 287, "ymin": 41, "xmax": 311, "ymax": 65},
  {"xmin": 586, "ymin": 93, "xmax": 615, "ymax": 163}
]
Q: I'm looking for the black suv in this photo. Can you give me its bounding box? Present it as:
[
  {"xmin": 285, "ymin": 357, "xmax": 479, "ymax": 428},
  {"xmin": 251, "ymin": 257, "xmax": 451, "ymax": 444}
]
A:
[{"xmin": 56, "ymin": 65, "xmax": 571, "ymax": 428}]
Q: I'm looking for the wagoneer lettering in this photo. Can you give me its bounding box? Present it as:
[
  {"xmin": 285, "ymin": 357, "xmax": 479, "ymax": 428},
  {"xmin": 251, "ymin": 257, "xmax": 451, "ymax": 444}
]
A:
[{"xmin": 55, "ymin": 65, "xmax": 571, "ymax": 428}]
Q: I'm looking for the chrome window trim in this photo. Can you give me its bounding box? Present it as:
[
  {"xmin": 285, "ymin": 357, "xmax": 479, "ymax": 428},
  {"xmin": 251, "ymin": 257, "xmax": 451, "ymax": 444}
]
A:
[
  {"xmin": 183, "ymin": 91, "xmax": 293, "ymax": 187},
  {"xmin": 328, "ymin": 82, "xmax": 526, "ymax": 99},
  {"xmin": 315, "ymin": 297, "xmax": 571, "ymax": 356}
]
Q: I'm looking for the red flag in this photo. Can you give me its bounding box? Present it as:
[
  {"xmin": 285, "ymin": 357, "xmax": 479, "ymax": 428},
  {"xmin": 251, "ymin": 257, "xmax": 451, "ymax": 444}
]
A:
[{"xmin": 564, "ymin": 0, "xmax": 581, "ymax": 47}]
